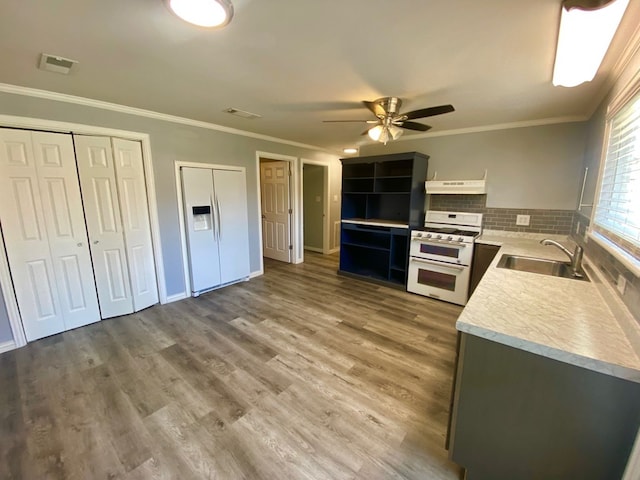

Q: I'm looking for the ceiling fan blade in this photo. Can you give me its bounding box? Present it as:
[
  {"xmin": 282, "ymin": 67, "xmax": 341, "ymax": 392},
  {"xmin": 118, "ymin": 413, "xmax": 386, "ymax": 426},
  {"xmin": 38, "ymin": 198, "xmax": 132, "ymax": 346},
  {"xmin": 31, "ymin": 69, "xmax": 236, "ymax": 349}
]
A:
[
  {"xmin": 399, "ymin": 121, "xmax": 432, "ymax": 132},
  {"xmin": 322, "ymin": 120, "xmax": 378, "ymax": 123},
  {"xmin": 363, "ymin": 100, "xmax": 387, "ymax": 118},
  {"xmin": 402, "ymin": 104, "xmax": 455, "ymax": 120}
]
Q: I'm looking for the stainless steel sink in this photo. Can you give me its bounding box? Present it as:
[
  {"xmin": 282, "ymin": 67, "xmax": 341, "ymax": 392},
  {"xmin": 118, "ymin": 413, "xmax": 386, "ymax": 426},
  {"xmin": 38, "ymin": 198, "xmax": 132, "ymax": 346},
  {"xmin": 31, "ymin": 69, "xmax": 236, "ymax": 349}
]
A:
[{"xmin": 496, "ymin": 254, "xmax": 589, "ymax": 281}]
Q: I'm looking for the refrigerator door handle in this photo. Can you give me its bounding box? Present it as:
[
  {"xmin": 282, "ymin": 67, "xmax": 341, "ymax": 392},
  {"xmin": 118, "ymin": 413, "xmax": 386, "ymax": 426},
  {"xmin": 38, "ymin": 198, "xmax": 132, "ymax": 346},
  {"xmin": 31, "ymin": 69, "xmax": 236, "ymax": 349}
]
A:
[
  {"xmin": 215, "ymin": 194, "xmax": 222, "ymax": 240},
  {"xmin": 210, "ymin": 194, "xmax": 217, "ymax": 240}
]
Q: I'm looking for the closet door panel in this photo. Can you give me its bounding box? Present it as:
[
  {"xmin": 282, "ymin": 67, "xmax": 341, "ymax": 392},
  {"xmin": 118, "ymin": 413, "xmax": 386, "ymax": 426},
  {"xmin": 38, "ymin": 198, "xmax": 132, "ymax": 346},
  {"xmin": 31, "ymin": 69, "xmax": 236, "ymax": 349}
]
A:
[
  {"xmin": 112, "ymin": 138, "xmax": 158, "ymax": 311},
  {"xmin": 32, "ymin": 132, "xmax": 101, "ymax": 330},
  {"xmin": 0, "ymin": 128, "xmax": 65, "ymax": 340},
  {"xmin": 74, "ymin": 135, "xmax": 133, "ymax": 319}
]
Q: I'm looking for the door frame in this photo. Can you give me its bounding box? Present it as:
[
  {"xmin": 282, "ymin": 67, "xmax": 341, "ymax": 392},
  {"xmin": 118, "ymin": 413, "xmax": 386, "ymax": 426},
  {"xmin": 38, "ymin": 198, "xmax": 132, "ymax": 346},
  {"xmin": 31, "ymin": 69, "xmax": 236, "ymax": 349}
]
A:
[
  {"xmin": 0, "ymin": 114, "xmax": 167, "ymax": 349},
  {"xmin": 255, "ymin": 152, "xmax": 300, "ymax": 273},
  {"xmin": 301, "ymin": 159, "xmax": 331, "ymax": 255},
  {"xmin": 174, "ymin": 161, "xmax": 247, "ymax": 297}
]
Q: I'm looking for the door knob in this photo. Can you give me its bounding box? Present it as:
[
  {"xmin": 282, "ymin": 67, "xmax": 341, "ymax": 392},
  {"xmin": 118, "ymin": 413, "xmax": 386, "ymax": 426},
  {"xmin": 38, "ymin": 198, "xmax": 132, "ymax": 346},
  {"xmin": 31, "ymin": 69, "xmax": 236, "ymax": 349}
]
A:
[
  {"xmin": 77, "ymin": 242, "xmax": 83, "ymax": 247},
  {"xmin": 93, "ymin": 240, "xmax": 100, "ymax": 245},
  {"xmin": 261, "ymin": 214, "xmax": 266, "ymax": 219}
]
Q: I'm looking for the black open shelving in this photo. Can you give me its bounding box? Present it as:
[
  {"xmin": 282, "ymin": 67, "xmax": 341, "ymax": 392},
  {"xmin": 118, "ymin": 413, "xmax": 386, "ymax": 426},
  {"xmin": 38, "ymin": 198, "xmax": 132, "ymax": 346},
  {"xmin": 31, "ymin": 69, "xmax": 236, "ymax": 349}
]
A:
[{"xmin": 339, "ymin": 152, "xmax": 428, "ymax": 288}]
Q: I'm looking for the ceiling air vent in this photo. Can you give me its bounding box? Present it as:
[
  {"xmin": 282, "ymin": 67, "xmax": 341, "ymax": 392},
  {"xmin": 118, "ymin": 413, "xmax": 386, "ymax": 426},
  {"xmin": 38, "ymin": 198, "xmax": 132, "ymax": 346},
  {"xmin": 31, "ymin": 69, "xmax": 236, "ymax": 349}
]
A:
[
  {"xmin": 39, "ymin": 53, "xmax": 78, "ymax": 75},
  {"xmin": 224, "ymin": 108, "xmax": 261, "ymax": 119}
]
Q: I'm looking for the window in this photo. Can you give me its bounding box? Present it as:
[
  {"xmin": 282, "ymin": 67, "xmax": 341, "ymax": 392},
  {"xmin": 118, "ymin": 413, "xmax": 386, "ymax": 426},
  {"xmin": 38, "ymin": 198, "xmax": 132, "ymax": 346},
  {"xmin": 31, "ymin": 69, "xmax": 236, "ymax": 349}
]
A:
[{"xmin": 592, "ymin": 85, "xmax": 640, "ymax": 268}]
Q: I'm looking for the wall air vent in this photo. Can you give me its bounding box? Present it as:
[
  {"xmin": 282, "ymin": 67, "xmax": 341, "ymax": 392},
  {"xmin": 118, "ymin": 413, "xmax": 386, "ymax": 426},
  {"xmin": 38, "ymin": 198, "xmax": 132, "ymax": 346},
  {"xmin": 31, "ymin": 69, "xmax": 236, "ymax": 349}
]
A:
[
  {"xmin": 224, "ymin": 108, "xmax": 261, "ymax": 119},
  {"xmin": 39, "ymin": 53, "xmax": 78, "ymax": 75}
]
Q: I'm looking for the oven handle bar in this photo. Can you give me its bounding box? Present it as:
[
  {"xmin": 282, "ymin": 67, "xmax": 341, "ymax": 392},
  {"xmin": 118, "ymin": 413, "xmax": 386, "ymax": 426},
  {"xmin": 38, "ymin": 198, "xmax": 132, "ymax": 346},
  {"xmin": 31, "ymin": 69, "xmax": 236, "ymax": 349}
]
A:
[
  {"xmin": 410, "ymin": 257, "xmax": 466, "ymax": 271},
  {"xmin": 411, "ymin": 237, "xmax": 468, "ymax": 247}
]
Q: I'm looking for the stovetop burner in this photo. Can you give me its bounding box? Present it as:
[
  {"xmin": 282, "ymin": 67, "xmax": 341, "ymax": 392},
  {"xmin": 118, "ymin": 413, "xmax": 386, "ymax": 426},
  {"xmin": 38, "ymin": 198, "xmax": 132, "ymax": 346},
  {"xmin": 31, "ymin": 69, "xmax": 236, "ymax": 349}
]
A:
[
  {"xmin": 414, "ymin": 226, "xmax": 481, "ymax": 237},
  {"xmin": 430, "ymin": 227, "xmax": 480, "ymax": 237}
]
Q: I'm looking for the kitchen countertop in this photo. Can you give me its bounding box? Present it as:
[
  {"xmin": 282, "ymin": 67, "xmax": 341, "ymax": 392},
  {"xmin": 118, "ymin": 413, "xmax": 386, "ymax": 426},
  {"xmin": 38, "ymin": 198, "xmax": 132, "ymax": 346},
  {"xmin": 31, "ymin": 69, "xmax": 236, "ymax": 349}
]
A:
[{"xmin": 457, "ymin": 230, "xmax": 640, "ymax": 382}]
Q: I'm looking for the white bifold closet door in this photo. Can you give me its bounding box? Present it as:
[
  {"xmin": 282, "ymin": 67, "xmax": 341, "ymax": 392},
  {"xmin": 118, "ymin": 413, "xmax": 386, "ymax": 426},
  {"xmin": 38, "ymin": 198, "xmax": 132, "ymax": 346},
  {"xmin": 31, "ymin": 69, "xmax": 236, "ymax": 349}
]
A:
[
  {"xmin": 74, "ymin": 135, "xmax": 158, "ymax": 318},
  {"xmin": 0, "ymin": 129, "xmax": 101, "ymax": 341}
]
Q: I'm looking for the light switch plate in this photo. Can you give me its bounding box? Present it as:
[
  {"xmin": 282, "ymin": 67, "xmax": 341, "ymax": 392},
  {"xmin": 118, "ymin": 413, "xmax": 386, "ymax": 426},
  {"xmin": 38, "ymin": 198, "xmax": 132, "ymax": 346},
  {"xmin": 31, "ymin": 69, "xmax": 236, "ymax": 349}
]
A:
[
  {"xmin": 617, "ymin": 275, "xmax": 627, "ymax": 295},
  {"xmin": 516, "ymin": 215, "xmax": 530, "ymax": 226}
]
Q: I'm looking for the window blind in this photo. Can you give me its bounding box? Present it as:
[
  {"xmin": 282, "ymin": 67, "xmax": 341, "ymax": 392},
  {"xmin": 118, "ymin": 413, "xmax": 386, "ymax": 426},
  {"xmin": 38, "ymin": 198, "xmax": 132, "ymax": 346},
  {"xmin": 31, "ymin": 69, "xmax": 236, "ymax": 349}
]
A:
[{"xmin": 594, "ymin": 89, "xmax": 640, "ymax": 250}]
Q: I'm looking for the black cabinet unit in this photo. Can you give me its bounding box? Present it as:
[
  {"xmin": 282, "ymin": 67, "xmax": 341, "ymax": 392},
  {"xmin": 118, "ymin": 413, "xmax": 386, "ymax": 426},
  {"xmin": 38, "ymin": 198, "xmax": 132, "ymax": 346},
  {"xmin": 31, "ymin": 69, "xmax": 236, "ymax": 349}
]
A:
[
  {"xmin": 339, "ymin": 152, "xmax": 428, "ymax": 288},
  {"xmin": 469, "ymin": 243, "xmax": 500, "ymax": 297}
]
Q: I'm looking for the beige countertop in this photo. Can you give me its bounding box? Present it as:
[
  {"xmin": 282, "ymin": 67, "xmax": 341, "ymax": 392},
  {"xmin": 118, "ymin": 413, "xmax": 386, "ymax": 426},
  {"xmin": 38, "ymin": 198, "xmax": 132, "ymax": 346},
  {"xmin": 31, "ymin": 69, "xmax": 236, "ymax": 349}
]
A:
[{"xmin": 457, "ymin": 230, "xmax": 640, "ymax": 382}]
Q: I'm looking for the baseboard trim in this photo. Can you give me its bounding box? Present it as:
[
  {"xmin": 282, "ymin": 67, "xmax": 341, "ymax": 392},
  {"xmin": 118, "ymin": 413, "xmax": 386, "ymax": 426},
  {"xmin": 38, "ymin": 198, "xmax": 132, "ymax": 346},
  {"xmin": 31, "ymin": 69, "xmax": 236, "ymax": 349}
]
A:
[
  {"xmin": 250, "ymin": 270, "xmax": 264, "ymax": 279},
  {"xmin": 0, "ymin": 340, "xmax": 17, "ymax": 354},
  {"xmin": 328, "ymin": 247, "xmax": 340, "ymax": 254},
  {"xmin": 304, "ymin": 246, "xmax": 324, "ymax": 253},
  {"xmin": 165, "ymin": 292, "xmax": 188, "ymax": 304}
]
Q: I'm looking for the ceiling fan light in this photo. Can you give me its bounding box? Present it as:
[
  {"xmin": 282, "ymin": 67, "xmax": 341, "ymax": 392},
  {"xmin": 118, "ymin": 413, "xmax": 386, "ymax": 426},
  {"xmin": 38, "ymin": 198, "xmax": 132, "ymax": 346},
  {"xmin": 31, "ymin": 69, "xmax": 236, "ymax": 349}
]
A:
[
  {"xmin": 388, "ymin": 125, "xmax": 404, "ymax": 140},
  {"xmin": 167, "ymin": 0, "xmax": 234, "ymax": 28},
  {"xmin": 368, "ymin": 125, "xmax": 384, "ymax": 142},
  {"xmin": 552, "ymin": 0, "xmax": 628, "ymax": 87}
]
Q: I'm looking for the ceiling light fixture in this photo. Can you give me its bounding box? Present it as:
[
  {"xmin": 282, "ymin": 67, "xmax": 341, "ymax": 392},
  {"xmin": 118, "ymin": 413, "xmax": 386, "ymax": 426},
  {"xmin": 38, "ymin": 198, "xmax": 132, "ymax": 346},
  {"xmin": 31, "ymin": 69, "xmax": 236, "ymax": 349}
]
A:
[
  {"xmin": 343, "ymin": 148, "xmax": 358, "ymax": 155},
  {"xmin": 552, "ymin": 0, "xmax": 629, "ymax": 87},
  {"xmin": 166, "ymin": 0, "xmax": 234, "ymax": 28},
  {"xmin": 368, "ymin": 124, "xmax": 403, "ymax": 145}
]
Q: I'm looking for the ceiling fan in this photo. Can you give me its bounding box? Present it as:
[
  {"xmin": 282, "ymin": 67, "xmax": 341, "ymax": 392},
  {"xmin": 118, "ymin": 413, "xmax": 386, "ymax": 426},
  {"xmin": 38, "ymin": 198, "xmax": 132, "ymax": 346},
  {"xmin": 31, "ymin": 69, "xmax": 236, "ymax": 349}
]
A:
[{"xmin": 323, "ymin": 97, "xmax": 455, "ymax": 144}]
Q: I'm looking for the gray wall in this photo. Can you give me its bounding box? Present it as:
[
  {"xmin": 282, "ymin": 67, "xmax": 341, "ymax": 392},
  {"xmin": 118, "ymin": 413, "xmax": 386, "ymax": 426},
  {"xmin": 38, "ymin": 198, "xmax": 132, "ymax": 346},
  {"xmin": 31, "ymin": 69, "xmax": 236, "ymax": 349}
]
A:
[
  {"xmin": 573, "ymin": 38, "xmax": 640, "ymax": 324},
  {"xmin": 360, "ymin": 122, "xmax": 587, "ymax": 210},
  {"xmin": 303, "ymin": 164, "xmax": 324, "ymax": 250},
  {"xmin": 580, "ymin": 38, "xmax": 640, "ymax": 217},
  {"xmin": 0, "ymin": 91, "xmax": 341, "ymax": 299},
  {"xmin": 0, "ymin": 288, "xmax": 12, "ymax": 343}
]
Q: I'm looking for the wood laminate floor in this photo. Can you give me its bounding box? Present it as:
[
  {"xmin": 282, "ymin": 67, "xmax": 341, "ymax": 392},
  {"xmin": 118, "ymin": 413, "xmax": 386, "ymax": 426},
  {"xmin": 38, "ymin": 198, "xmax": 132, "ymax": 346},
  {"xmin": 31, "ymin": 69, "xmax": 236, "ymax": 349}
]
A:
[{"xmin": 0, "ymin": 252, "xmax": 464, "ymax": 479}]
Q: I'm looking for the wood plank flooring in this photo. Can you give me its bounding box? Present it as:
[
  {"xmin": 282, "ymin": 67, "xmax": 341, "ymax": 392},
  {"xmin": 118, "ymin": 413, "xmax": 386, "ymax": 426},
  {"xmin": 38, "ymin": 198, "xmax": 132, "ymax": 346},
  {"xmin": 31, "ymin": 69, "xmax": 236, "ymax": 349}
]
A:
[{"xmin": 0, "ymin": 252, "xmax": 464, "ymax": 479}]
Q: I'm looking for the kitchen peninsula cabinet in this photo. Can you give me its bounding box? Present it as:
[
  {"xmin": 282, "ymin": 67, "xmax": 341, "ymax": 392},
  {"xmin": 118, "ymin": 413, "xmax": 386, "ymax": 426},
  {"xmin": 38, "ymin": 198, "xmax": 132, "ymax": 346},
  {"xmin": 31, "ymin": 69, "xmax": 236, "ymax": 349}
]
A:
[
  {"xmin": 469, "ymin": 243, "xmax": 500, "ymax": 296},
  {"xmin": 448, "ymin": 333, "xmax": 640, "ymax": 480},
  {"xmin": 339, "ymin": 152, "xmax": 428, "ymax": 288}
]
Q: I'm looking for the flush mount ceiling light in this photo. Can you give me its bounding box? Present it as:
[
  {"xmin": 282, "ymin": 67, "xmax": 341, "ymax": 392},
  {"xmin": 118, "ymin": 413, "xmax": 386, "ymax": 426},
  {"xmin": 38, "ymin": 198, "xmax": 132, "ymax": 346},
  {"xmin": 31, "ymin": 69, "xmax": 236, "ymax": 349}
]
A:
[
  {"xmin": 343, "ymin": 148, "xmax": 358, "ymax": 155},
  {"xmin": 165, "ymin": 0, "xmax": 233, "ymax": 28},
  {"xmin": 552, "ymin": 0, "xmax": 629, "ymax": 87}
]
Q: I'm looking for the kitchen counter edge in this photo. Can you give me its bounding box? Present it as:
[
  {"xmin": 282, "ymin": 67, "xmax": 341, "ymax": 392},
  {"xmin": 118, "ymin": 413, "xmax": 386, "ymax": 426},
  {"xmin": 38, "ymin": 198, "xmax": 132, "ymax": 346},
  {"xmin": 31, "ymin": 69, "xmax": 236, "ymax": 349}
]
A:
[{"xmin": 456, "ymin": 232, "xmax": 640, "ymax": 383}]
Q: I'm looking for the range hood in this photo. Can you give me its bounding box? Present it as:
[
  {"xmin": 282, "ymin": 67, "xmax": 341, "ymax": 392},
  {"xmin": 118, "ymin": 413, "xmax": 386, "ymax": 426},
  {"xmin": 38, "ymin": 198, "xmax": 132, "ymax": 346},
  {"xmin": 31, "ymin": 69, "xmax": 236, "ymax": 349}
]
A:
[{"xmin": 425, "ymin": 170, "xmax": 487, "ymax": 194}]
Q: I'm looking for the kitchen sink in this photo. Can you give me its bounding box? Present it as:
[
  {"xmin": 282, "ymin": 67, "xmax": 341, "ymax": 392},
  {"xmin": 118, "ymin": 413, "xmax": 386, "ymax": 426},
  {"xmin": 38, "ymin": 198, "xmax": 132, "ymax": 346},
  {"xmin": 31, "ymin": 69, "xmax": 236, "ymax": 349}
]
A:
[{"xmin": 496, "ymin": 254, "xmax": 589, "ymax": 281}]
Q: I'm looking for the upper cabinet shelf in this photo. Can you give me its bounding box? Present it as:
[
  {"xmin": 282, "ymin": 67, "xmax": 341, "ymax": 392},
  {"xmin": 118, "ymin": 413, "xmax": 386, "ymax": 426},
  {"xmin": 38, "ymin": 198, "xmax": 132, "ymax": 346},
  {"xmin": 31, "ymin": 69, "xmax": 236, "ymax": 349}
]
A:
[{"xmin": 340, "ymin": 152, "xmax": 429, "ymax": 227}]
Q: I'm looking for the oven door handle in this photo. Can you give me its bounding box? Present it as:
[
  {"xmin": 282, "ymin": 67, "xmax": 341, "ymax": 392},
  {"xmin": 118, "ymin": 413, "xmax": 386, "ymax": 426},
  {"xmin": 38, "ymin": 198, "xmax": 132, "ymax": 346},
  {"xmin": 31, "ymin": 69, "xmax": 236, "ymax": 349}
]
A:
[
  {"xmin": 410, "ymin": 257, "xmax": 466, "ymax": 271},
  {"xmin": 411, "ymin": 237, "xmax": 467, "ymax": 247}
]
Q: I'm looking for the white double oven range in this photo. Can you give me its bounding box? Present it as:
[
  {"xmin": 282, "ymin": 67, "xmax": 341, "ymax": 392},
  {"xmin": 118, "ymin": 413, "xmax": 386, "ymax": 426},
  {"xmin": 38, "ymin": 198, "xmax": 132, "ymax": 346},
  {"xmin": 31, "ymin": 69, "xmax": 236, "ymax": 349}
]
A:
[{"xmin": 407, "ymin": 211, "xmax": 483, "ymax": 306}]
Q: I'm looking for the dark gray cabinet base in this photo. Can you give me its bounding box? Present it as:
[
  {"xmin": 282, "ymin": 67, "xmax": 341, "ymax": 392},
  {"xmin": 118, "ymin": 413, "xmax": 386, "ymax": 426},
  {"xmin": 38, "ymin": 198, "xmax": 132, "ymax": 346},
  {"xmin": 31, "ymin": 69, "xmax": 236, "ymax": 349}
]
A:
[{"xmin": 449, "ymin": 334, "xmax": 640, "ymax": 480}]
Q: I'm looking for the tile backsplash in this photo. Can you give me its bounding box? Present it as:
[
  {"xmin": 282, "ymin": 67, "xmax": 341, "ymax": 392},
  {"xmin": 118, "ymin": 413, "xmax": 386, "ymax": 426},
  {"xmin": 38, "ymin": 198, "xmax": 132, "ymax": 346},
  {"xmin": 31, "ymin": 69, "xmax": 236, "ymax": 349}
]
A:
[{"xmin": 429, "ymin": 194, "xmax": 574, "ymax": 235}]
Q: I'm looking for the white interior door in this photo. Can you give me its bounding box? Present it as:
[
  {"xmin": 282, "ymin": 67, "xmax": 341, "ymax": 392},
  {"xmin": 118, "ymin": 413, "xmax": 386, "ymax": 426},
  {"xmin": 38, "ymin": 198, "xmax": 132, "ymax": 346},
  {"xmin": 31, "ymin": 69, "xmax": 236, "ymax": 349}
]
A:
[
  {"xmin": 111, "ymin": 138, "xmax": 158, "ymax": 311},
  {"xmin": 260, "ymin": 160, "xmax": 291, "ymax": 262},
  {"xmin": 0, "ymin": 128, "xmax": 66, "ymax": 340},
  {"xmin": 213, "ymin": 169, "xmax": 250, "ymax": 284},
  {"xmin": 74, "ymin": 135, "xmax": 134, "ymax": 319},
  {"xmin": 31, "ymin": 132, "xmax": 101, "ymax": 331}
]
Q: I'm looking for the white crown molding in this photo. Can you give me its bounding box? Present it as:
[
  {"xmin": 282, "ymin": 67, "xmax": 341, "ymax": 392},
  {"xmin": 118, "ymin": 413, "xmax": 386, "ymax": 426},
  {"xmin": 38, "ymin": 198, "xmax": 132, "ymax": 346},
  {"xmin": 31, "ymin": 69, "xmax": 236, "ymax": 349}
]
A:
[
  {"xmin": 364, "ymin": 115, "xmax": 589, "ymax": 145},
  {"xmin": 0, "ymin": 83, "xmax": 332, "ymax": 153},
  {"xmin": 587, "ymin": 19, "xmax": 640, "ymax": 119},
  {"xmin": 609, "ymin": 18, "xmax": 640, "ymax": 90}
]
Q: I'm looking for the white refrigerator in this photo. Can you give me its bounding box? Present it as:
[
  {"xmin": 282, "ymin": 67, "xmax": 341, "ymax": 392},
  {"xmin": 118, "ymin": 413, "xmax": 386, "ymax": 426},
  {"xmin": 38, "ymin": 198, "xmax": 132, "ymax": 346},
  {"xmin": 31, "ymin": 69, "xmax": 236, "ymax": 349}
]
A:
[{"xmin": 182, "ymin": 166, "xmax": 250, "ymax": 295}]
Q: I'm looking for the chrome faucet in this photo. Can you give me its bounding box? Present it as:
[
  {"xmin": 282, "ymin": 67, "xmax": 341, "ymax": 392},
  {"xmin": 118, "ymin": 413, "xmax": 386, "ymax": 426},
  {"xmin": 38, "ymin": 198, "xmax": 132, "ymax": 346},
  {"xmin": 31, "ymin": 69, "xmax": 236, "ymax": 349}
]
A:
[{"xmin": 540, "ymin": 239, "xmax": 584, "ymax": 276}]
